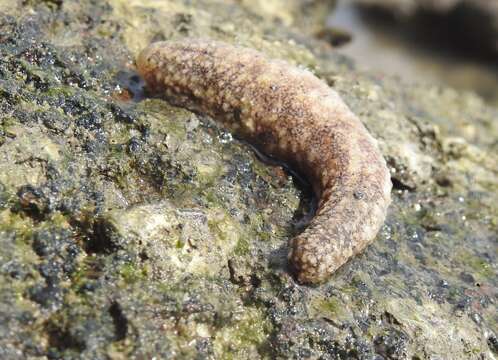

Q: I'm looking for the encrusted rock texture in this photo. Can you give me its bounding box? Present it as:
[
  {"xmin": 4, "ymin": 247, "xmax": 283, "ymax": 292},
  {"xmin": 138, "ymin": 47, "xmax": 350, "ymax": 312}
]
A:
[{"xmin": 0, "ymin": 0, "xmax": 496, "ymax": 359}]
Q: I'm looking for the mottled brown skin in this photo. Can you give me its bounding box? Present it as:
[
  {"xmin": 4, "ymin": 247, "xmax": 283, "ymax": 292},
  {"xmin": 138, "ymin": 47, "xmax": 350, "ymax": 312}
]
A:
[{"xmin": 136, "ymin": 39, "xmax": 392, "ymax": 284}]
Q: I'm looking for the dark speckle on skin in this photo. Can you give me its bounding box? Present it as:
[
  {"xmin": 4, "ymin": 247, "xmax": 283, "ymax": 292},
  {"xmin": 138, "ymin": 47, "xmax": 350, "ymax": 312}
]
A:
[{"xmin": 136, "ymin": 39, "xmax": 392, "ymax": 284}]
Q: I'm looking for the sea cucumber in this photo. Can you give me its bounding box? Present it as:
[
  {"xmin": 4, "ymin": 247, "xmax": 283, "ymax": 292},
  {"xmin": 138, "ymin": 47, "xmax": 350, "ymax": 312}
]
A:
[{"xmin": 136, "ymin": 39, "xmax": 392, "ymax": 284}]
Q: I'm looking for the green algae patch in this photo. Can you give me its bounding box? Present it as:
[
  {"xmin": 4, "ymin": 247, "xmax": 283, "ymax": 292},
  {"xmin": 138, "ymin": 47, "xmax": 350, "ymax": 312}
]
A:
[
  {"xmin": 234, "ymin": 235, "xmax": 251, "ymax": 256},
  {"xmin": 455, "ymin": 249, "xmax": 494, "ymax": 280},
  {"xmin": 118, "ymin": 263, "xmax": 149, "ymax": 284},
  {"xmin": 206, "ymin": 209, "xmax": 242, "ymax": 248},
  {"xmin": 309, "ymin": 295, "xmax": 353, "ymax": 325},
  {"xmin": 213, "ymin": 307, "xmax": 273, "ymax": 359}
]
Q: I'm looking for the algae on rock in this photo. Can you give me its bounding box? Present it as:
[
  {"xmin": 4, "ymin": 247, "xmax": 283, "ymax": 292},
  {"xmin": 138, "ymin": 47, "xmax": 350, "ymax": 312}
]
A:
[{"xmin": 0, "ymin": 0, "xmax": 496, "ymax": 359}]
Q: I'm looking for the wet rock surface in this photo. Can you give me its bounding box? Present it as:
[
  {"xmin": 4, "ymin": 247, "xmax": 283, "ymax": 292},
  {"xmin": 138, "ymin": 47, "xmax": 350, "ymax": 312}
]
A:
[{"xmin": 0, "ymin": 0, "xmax": 496, "ymax": 359}]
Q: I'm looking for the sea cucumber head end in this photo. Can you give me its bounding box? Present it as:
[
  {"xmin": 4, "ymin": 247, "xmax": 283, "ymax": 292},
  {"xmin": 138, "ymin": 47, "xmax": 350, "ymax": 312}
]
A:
[{"xmin": 136, "ymin": 42, "xmax": 167, "ymax": 89}]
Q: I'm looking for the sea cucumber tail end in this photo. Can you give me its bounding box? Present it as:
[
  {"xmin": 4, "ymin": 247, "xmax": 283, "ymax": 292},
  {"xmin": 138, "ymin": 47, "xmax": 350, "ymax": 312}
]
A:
[{"xmin": 290, "ymin": 167, "xmax": 392, "ymax": 285}]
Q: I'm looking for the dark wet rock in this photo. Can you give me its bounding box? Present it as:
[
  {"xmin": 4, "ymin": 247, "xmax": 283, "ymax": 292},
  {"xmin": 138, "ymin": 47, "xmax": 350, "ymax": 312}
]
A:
[
  {"xmin": 0, "ymin": 0, "xmax": 496, "ymax": 359},
  {"xmin": 15, "ymin": 185, "xmax": 50, "ymax": 220},
  {"xmin": 354, "ymin": 0, "xmax": 498, "ymax": 55}
]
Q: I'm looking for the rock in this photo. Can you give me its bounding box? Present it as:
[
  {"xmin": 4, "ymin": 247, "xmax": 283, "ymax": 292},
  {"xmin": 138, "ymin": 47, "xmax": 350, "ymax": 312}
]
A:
[
  {"xmin": 0, "ymin": 0, "xmax": 496, "ymax": 359},
  {"xmin": 353, "ymin": 0, "xmax": 498, "ymax": 54},
  {"xmin": 236, "ymin": 0, "xmax": 336, "ymax": 36}
]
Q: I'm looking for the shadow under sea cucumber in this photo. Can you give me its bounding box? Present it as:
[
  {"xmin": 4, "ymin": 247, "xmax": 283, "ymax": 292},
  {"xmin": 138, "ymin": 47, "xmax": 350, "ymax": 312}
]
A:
[{"xmin": 136, "ymin": 38, "xmax": 392, "ymax": 284}]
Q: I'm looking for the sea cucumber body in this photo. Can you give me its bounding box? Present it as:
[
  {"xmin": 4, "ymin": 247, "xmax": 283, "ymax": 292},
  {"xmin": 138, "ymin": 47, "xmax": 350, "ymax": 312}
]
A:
[{"xmin": 137, "ymin": 39, "xmax": 392, "ymax": 284}]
